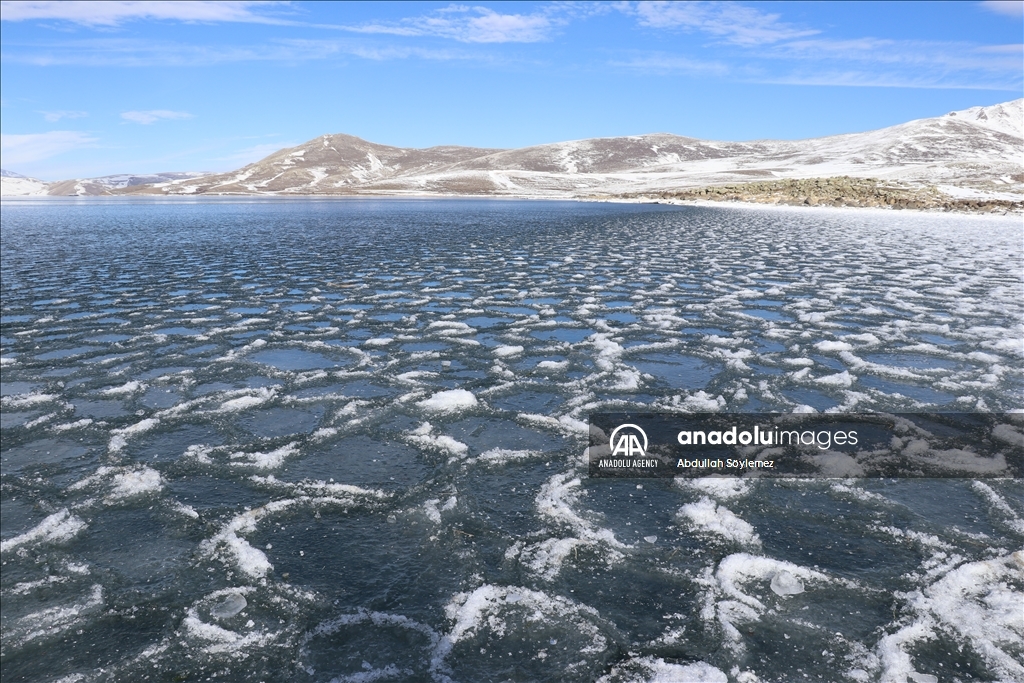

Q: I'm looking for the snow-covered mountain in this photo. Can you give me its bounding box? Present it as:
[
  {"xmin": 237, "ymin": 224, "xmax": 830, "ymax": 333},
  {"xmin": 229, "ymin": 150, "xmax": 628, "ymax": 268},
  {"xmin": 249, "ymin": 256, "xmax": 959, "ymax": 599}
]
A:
[
  {"xmin": 43, "ymin": 172, "xmax": 211, "ymax": 197},
  {"xmin": 132, "ymin": 99, "xmax": 1020, "ymax": 199},
  {"xmin": 4, "ymin": 100, "xmax": 1021, "ymax": 200},
  {"xmin": 0, "ymin": 170, "xmax": 49, "ymax": 196},
  {"xmin": 1, "ymin": 171, "xmax": 211, "ymax": 197},
  {"xmin": 131, "ymin": 136, "xmax": 503, "ymax": 195}
]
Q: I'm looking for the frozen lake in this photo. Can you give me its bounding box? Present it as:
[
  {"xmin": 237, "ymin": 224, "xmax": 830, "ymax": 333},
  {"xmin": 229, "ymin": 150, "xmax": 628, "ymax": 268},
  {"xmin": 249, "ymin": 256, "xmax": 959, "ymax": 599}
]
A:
[{"xmin": 1, "ymin": 198, "xmax": 1022, "ymax": 682}]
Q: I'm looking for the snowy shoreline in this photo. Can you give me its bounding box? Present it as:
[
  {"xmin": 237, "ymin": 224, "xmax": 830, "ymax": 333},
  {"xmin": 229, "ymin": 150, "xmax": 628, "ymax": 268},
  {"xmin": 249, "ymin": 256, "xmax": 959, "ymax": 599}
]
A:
[
  {"xmin": 608, "ymin": 195, "xmax": 1024, "ymax": 218},
  {"xmin": 3, "ymin": 191, "xmax": 1021, "ymax": 218}
]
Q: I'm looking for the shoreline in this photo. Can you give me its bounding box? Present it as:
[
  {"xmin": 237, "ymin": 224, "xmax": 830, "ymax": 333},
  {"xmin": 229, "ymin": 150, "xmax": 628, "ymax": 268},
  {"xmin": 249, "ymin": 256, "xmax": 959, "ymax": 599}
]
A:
[
  {"xmin": 608, "ymin": 176, "xmax": 1024, "ymax": 216},
  {"xmin": 3, "ymin": 191, "xmax": 1021, "ymax": 218},
  {"xmin": 618, "ymin": 196, "xmax": 1024, "ymax": 220}
]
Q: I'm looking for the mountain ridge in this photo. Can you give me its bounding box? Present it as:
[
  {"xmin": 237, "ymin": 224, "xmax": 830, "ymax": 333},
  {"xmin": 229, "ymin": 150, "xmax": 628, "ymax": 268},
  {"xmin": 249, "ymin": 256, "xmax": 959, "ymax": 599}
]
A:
[{"xmin": 3, "ymin": 99, "xmax": 1021, "ymax": 204}]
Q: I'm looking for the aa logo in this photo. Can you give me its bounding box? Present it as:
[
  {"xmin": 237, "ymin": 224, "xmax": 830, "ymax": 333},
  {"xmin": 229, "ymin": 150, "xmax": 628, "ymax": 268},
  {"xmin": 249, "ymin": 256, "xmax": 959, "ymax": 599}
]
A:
[{"xmin": 609, "ymin": 424, "xmax": 648, "ymax": 457}]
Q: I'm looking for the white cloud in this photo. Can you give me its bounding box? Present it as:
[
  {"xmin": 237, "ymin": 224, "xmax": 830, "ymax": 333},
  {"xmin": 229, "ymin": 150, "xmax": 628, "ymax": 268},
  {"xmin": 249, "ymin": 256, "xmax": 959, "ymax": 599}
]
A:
[
  {"xmin": 981, "ymin": 1, "xmax": 1024, "ymax": 17},
  {"xmin": 612, "ymin": 53, "xmax": 729, "ymax": 76},
  {"xmin": 39, "ymin": 110, "xmax": 88, "ymax": 122},
  {"xmin": 278, "ymin": 39, "xmax": 465, "ymax": 63},
  {"xmin": 0, "ymin": 1, "xmax": 291, "ymax": 26},
  {"xmin": 3, "ymin": 37, "xmax": 473, "ymax": 67},
  {"xmin": 343, "ymin": 45, "xmax": 451, "ymax": 61},
  {"xmin": 347, "ymin": 5, "xmax": 562, "ymax": 43},
  {"xmin": 764, "ymin": 71, "xmax": 1020, "ymax": 91},
  {"xmin": 121, "ymin": 110, "xmax": 193, "ymax": 124},
  {"xmin": 630, "ymin": 1, "xmax": 818, "ymax": 46},
  {"xmin": 621, "ymin": 0, "xmax": 1020, "ymax": 90},
  {"xmin": 976, "ymin": 43, "xmax": 1024, "ymax": 53},
  {"xmin": 0, "ymin": 130, "xmax": 98, "ymax": 164},
  {"xmin": 771, "ymin": 38, "xmax": 1024, "ymax": 85}
]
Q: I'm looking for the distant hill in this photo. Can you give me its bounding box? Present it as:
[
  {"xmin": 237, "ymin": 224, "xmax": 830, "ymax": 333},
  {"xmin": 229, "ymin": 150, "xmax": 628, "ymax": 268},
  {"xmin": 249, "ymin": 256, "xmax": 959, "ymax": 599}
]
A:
[
  {"xmin": 0, "ymin": 170, "xmax": 49, "ymax": 195},
  {"xmin": 2, "ymin": 171, "xmax": 211, "ymax": 197},
  {"xmin": 4, "ymin": 100, "xmax": 1021, "ymax": 204}
]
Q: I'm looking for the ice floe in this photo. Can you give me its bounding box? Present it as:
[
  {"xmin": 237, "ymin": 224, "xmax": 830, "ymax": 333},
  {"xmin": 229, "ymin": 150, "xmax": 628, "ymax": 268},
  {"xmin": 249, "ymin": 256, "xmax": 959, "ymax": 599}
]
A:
[
  {"xmin": 0, "ymin": 509, "xmax": 88, "ymax": 553},
  {"xmin": 678, "ymin": 497, "xmax": 761, "ymax": 547},
  {"xmin": 417, "ymin": 389, "xmax": 479, "ymax": 413}
]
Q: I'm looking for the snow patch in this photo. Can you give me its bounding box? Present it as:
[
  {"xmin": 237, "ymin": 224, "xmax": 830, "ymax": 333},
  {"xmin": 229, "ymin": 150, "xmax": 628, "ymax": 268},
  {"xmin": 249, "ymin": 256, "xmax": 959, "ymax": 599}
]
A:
[
  {"xmin": 678, "ymin": 497, "xmax": 760, "ymax": 547},
  {"xmin": 417, "ymin": 389, "xmax": 478, "ymax": 413},
  {"xmin": 0, "ymin": 509, "xmax": 88, "ymax": 553},
  {"xmin": 406, "ymin": 422, "xmax": 468, "ymax": 457}
]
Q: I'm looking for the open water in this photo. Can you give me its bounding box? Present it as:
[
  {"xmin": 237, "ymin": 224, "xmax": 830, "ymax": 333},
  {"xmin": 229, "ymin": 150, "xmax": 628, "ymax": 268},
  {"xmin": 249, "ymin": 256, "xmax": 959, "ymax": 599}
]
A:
[{"xmin": 1, "ymin": 198, "xmax": 1022, "ymax": 683}]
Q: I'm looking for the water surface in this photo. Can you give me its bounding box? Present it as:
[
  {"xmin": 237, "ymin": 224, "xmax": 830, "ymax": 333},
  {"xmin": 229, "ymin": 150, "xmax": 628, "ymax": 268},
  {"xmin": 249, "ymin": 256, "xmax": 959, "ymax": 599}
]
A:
[{"xmin": 1, "ymin": 198, "xmax": 1022, "ymax": 683}]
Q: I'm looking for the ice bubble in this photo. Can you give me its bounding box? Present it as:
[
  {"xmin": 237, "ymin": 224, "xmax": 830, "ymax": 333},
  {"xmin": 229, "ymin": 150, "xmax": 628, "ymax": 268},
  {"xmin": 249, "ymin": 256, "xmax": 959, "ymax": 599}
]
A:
[
  {"xmin": 210, "ymin": 592, "xmax": 247, "ymax": 620},
  {"xmin": 644, "ymin": 535, "xmax": 658, "ymax": 544},
  {"xmin": 770, "ymin": 570, "xmax": 805, "ymax": 596}
]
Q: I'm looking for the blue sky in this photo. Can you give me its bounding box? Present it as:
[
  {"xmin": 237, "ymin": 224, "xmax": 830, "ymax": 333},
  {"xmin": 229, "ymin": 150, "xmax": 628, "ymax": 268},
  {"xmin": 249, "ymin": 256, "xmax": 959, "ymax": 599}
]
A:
[{"xmin": 1, "ymin": 1, "xmax": 1021, "ymax": 180}]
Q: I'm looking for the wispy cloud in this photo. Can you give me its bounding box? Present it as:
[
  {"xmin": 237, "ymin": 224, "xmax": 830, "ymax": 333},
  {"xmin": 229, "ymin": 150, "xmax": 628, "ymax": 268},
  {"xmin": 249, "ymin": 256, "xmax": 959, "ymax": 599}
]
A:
[
  {"xmin": 616, "ymin": 2, "xmax": 1022, "ymax": 91},
  {"xmin": 611, "ymin": 53, "xmax": 729, "ymax": 76},
  {"xmin": 279, "ymin": 39, "xmax": 467, "ymax": 63},
  {"xmin": 627, "ymin": 1, "xmax": 818, "ymax": 46},
  {"xmin": 619, "ymin": 38, "xmax": 1023, "ymax": 91},
  {"xmin": 0, "ymin": 130, "xmax": 98, "ymax": 164},
  {"xmin": 0, "ymin": 1, "xmax": 293, "ymax": 27},
  {"xmin": 121, "ymin": 110, "xmax": 193, "ymax": 124},
  {"xmin": 766, "ymin": 38, "xmax": 1023, "ymax": 90},
  {"xmin": 775, "ymin": 37, "xmax": 1018, "ymax": 68},
  {"xmin": 39, "ymin": 109, "xmax": 88, "ymax": 122},
  {"xmin": 0, "ymin": 1, "xmax": 609, "ymax": 48},
  {"xmin": 981, "ymin": 1, "xmax": 1024, "ymax": 17},
  {"xmin": 1, "ymin": 36, "xmax": 476, "ymax": 67},
  {"xmin": 343, "ymin": 5, "xmax": 568, "ymax": 44},
  {"xmin": 976, "ymin": 43, "xmax": 1024, "ymax": 53},
  {"xmin": 764, "ymin": 71, "xmax": 1021, "ymax": 92}
]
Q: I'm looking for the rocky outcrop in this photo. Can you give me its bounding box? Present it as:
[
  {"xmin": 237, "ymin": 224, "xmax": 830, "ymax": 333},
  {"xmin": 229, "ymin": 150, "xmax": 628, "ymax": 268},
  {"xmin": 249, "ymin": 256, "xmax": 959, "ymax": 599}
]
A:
[{"xmin": 632, "ymin": 177, "xmax": 1023, "ymax": 214}]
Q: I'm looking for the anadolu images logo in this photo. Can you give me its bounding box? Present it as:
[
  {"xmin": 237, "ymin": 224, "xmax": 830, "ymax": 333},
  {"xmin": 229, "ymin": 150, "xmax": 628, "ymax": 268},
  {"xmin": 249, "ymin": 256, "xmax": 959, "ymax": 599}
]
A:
[{"xmin": 609, "ymin": 424, "xmax": 648, "ymax": 457}]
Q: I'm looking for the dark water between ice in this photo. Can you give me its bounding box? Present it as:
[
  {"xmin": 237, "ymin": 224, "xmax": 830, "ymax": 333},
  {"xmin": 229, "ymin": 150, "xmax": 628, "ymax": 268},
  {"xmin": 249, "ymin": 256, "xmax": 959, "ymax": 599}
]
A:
[{"xmin": 1, "ymin": 198, "xmax": 1022, "ymax": 683}]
